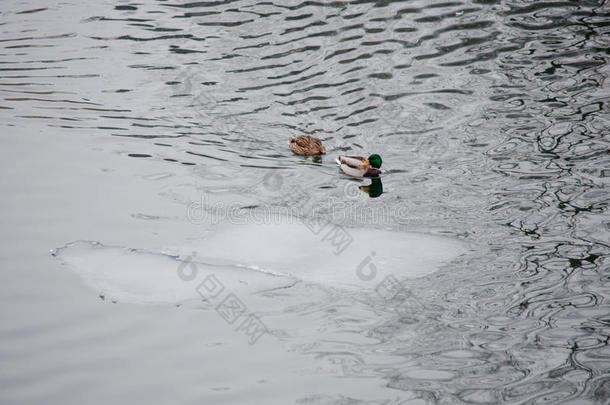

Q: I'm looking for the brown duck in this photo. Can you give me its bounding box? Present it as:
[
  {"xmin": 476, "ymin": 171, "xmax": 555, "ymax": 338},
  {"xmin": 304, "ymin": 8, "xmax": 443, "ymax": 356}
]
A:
[{"xmin": 289, "ymin": 136, "xmax": 326, "ymax": 156}]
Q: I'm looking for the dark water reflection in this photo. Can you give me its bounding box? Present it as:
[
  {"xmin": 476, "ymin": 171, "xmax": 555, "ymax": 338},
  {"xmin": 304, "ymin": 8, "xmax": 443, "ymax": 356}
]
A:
[{"xmin": 1, "ymin": 0, "xmax": 609, "ymax": 403}]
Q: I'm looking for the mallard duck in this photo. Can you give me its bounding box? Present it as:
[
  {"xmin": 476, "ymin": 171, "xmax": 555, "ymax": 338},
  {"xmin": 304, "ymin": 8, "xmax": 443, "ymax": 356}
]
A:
[
  {"xmin": 289, "ymin": 135, "xmax": 326, "ymax": 156},
  {"xmin": 336, "ymin": 154, "xmax": 382, "ymax": 177}
]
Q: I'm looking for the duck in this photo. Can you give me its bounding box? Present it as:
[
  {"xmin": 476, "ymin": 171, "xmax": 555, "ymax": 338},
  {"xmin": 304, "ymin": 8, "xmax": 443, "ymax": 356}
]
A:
[
  {"xmin": 336, "ymin": 154, "xmax": 382, "ymax": 177},
  {"xmin": 289, "ymin": 135, "xmax": 326, "ymax": 156}
]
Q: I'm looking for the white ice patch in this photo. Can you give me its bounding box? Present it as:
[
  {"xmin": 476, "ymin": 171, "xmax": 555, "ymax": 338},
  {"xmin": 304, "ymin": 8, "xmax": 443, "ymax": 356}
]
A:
[
  {"xmin": 53, "ymin": 241, "xmax": 298, "ymax": 304},
  {"xmin": 54, "ymin": 220, "xmax": 467, "ymax": 304}
]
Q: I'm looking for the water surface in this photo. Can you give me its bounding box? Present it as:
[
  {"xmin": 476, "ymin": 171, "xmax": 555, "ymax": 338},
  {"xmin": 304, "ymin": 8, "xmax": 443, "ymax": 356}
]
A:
[{"xmin": 1, "ymin": 0, "xmax": 609, "ymax": 403}]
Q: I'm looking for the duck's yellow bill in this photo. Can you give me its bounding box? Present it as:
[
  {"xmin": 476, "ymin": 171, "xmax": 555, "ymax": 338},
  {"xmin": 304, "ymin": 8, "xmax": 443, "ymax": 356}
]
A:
[{"xmin": 362, "ymin": 160, "xmax": 370, "ymax": 167}]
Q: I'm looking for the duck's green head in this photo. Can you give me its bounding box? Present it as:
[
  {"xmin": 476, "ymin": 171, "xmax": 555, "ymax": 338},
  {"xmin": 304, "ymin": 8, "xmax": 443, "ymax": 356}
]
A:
[{"xmin": 367, "ymin": 154, "xmax": 382, "ymax": 169}]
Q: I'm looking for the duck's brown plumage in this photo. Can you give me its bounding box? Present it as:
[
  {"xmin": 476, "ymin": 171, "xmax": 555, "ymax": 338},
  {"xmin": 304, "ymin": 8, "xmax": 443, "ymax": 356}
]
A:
[{"xmin": 289, "ymin": 136, "xmax": 326, "ymax": 156}]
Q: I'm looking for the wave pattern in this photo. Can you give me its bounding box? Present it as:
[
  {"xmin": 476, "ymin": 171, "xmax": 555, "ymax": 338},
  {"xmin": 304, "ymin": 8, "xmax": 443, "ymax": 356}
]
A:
[{"xmin": 1, "ymin": 0, "xmax": 609, "ymax": 403}]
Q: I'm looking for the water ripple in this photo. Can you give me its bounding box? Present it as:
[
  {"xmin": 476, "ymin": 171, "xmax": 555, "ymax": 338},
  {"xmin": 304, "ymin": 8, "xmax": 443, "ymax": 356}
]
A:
[{"xmin": 1, "ymin": 0, "xmax": 609, "ymax": 403}]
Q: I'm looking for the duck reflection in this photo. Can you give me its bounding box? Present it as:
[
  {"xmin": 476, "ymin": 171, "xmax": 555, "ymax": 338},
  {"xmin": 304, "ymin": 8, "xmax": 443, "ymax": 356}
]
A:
[{"xmin": 359, "ymin": 177, "xmax": 383, "ymax": 198}]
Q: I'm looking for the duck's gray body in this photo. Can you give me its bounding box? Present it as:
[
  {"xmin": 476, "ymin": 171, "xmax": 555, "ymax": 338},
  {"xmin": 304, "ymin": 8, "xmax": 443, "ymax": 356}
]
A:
[{"xmin": 336, "ymin": 156, "xmax": 382, "ymax": 177}]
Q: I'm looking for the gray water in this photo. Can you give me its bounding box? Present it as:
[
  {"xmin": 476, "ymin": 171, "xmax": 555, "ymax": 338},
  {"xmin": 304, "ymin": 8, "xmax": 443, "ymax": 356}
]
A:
[{"xmin": 1, "ymin": 0, "xmax": 609, "ymax": 403}]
